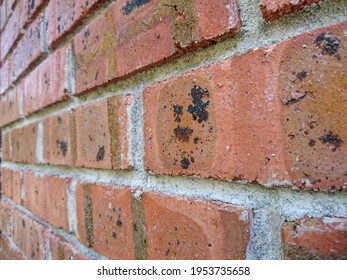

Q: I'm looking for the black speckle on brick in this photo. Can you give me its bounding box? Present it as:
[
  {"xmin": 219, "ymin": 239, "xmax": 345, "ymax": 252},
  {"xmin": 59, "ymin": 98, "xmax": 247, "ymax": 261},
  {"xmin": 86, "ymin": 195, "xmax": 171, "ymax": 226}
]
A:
[
  {"xmin": 117, "ymin": 219, "xmax": 123, "ymax": 228},
  {"xmin": 84, "ymin": 29, "xmax": 90, "ymax": 38},
  {"xmin": 181, "ymin": 158, "xmax": 190, "ymax": 169},
  {"xmin": 112, "ymin": 231, "xmax": 117, "ymax": 239},
  {"xmin": 31, "ymin": 0, "xmax": 35, "ymax": 10},
  {"xmin": 296, "ymin": 70, "xmax": 308, "ymax": 80},
  {"xmin": 187, "ymin": 85, "xmax": 210, "ymax": 123},
  {"xmin": 56, "ymin": 140, "xmax": 68, "ymax": 156},
  {"xmin": 319, "ymin": 131, "xmax": 343, "ymax": 151},
  {"xmin": 315, "ymin": 32, "xmax": 340, "ymax": 56},
  {"xmin": 308, "ymin": 139, "xmax": 316, "ymax": 147},
  {"xmin": 173, "ymin": 105, "xmax": 183, "ymax": 115},
  {"xmin": 96, "ymin": 146, "xmax": 105, "ymax": 161},
  {"xmin": 57, "ymin": 116, "xmax": 63, "ymax": 124},
  {"xmin": 193, "ymin": 137, "xmax": 200, "ymax": 144},
  {"xmin": 123, "ymin": 0, "xmax": 151, "ymax": 15},
  {"xmin": 174, "ymin": 126, "xmax": 193, "ymax": 142}
]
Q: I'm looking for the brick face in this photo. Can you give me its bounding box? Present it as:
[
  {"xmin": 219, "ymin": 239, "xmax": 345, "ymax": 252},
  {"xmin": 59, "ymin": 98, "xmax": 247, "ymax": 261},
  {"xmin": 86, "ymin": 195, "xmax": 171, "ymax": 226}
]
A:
[
  {"xmin": 75, "ymin": 182, "xmax": 135, "ymax": 259},
  {"xmin": 1, "ymin": 168, "xmax": 22, "ymax": 205},
  {"xmin": 143, "ymin": 20, "xmax": 347, "ymax": 191},
  {"xmin": 282, "ymin": 216, "xmax": 347, "ymax": 259},
  {"xmin": 143, "ymin": 192, "xmax": 253, "ymax": 259},
  {"xmin": 0, "ymin": 88, "xmax": 21, "ymax": 127}
]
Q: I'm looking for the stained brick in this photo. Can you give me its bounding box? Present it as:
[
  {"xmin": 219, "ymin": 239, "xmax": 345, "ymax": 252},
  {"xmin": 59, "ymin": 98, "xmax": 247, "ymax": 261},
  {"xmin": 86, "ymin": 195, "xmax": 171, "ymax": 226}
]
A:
[
  {"xmin": 282, "ymin": 216, "xmax": 347, "ymax": 259},
  {"xmin": 73, "ymin": 0, "xmax": 241, "ymax": 94},
  {"xmin": 11, "ymin": 122, "xmax": 38, "ymax": 163},
  {"xmin": 43, "ymin": 110, "xmax": 75, "ymax": 166},
  {"xmin": 22, "ymin": 172, "xmax": 70, "ymax": 231},
  {"xmin": 143, "ymin": 192, "xmax": 253, "ymax": 259},
  {"xmin": 12, "ymin": 209, "xmax": 47, "ymax": 259},
  {"xmin": 0, "ymin": 199, "xmax": 13, "ymax": 237},
  {"xmin": 0, "ymin": 88, "xmax": 21, "ymax": 127},
  {"xmin": 0, "ymin": 235, "xmax": 25, "ymax": 260},
  {"xmin": 143, "ymin": 20, "xmax": 347, "ymax": 191},
  {"xmin": 76, "ymin": 182, "xmax": 135, "ymax": 259},
  {"xmin": 1, "ymin": 130, "xmax": 10, "ymax": 161},
  {"xmin": 1, "ymin": 168, "xmax": 22, "ymax": 204},
  {"xmin": 261, "ymin": 0, "xmax": 320, "ymax": 20}
]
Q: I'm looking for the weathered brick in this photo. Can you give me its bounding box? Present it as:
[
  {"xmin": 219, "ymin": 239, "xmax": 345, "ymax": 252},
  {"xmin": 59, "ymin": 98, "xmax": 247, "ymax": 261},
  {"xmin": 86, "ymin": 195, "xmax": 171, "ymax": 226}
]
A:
[
  {"xmin": 43, "ymin": 110, "xmax": 75, "ymax": 166},
  {"xmin": 0, "ymin": 57, "xmax": 12, "ymax": 95},
  {"xmin": 143, "ymin": 20, "xmax": 347, "ymax": 191},
  {"xmin": 261, "ymin": 0, "xmax": 320, "ymax": 21},
  {"xmin": 74, "ymin": 0, "xmax": 241, "ymax": 94},
  {"xmin": 11, "ymin": 122, "xmax": 38, "ymax": 163},
  {"xmin": 1, "ymin": 130, "xmax": 10, "ymax": 161},
  {"xmin": 0, "ymin": 88, "xmax": 21, "ymax": 127},
  {"xmin": 1, "ymin": 168, "xmax": 22, "ymax": 204},
  {"xmin": 282, "ymin": 216, "xmax": 347, "ymax": 259},
  {"xmin": 45, "ymin": 0, "xmax": 106, "ymax": 47},
  {"xmin": 0, "ymin": 235, "xmax": 25, "ymax": 260},
  {"xmin": 76, "ymin": 182, "xmax": 135, "ymax": 259},
  {"xmin": 12, "ymin": 15, "xmax": 46, "ymax": 82},
  {"xmin": 0, "ymin": 199, "xmax": 13, "ymax": 237},
  {"xmin": 12, "ymin": 209, "xmax": 47, "ymax": 259},
  {"xmin": 48, "ymin": 232, "xmax": 89, "ymax": 260},
  {"xmin": 143, "ymin": 192, "xmax": 253, "ymax": 259},
  {"xmin": 22, "ymin": 172, "xmax": 70, "ymax": 231},
  {"xmin": 74, "ymin": 95, "xmax": 133, "ymax": 170}
]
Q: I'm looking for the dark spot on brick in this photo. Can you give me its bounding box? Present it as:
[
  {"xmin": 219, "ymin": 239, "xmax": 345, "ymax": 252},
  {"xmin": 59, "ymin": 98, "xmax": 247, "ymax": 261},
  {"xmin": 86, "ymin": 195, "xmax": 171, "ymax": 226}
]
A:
[
  {"xmin": 57, "ymin": 116, "xmax": 63, "ymax": 124},
  {"xmin": 112, "ymin": 231, "xmax": 117, "ymax": 239},
  {"xmin": 56, "ymin": 140, "xmax": 68, "ymax": 156},
  {"xmin": 181, "ymin": 158, "xmax": 190, "ymax": 169},
  {"xmin": 187, "ymin": 85, "xmax": 210, "ymax": 123},
  {"xmin": 31, "ymin": 0, "xmax": 35, "ymax": 10},
  {"xmin": 117, "ymin": 219, "xmax": 123, "ymax": 227},
  {"xmin": 57, "ymin": 24, "xmax": 61, "ymax": 33},
  {"xmin": 22, "ymin": 219, "xmax": 26, "ymax": 228},
  {"xmin": 165, "ymin": 248, "xmax": 170, "ymax": 256},
  {"xmin": 193, "ymin": 137, "xmax": 200, "ymax": 144},
  {"xmin": 319, "ymin": 131, "xmax": 343, "ymax": 150},
  {"xmin": 308, "ymin": 139, "xmax": 316, "ymax": 147},
  {"xmin": 85, "ymin": 1, "xmax": 89, "ymax": 6},
  {"xmin": 57, "ymin": 16, "xmax": 61, "ymax": 22},
  {"xmin": 282, "ymin": 91, "xmax": 310, "ymax": 105},
  {"xmin": 96, "ymin": 146, "xmax": 105, "ymax": 161},
  {"xmin": 315, "ymin": 32, "xmax": 340, "ymax": 56},
  {"xmin": 95, "ymin": 71, "xmax": 99, "ymax": 80},
  {"xmin": 296, "ymin": 70, "xmax": 308, "ymax": 80},
  {"xmin": 84, "ymin": 29, "xmax": 90, "ymax": 38},
  {"xmin": 123, "ymin": 0, "xmax": 151, "ymax": 15},
  {"xmin": 208, "ymin": 243, "xmax": 212, "ymax": 247},
  {"xmin": 190, "ymin": 157, "xmax": 195, "ymax": 163},
  {"xmin": 174, "ymin": 126, "xmax": 193, "ymax": 142},
  {"xmin": 173, "ymin": 105, "xmax": 183, "ymax": 115}
]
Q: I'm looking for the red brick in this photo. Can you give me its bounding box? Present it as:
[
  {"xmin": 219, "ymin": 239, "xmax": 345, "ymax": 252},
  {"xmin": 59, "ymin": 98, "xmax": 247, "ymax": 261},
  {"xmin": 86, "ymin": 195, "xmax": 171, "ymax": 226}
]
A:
[
  {"xmin": 76, "ymin": 182, "xmax": 135, "ymax": 259},
  {"xmin": 0, "ymin": 199, "xmax": 13, "ymax": 237},
  {"xmin": 48, "ymin": 232, "xmax": 89, "ymax": 260},
  {"xmin": 282, "ymin": 216, "xmax": 347, "ymax": 259},
  {"xmin": 143, "ymin": 20, "xmax": 347, "ymax": 191},
  {"xmin": 74, "ymin": 95, "xmax": 133, "ymax": 170},
  {"xmin": 11, "ymin": 122, "xmax": 38, "ymax": 163},
  {"xmin": 74, "ymin": 99, "xmax": 112, "ymax": 169},
  {"xmin": 143, "ymin": 192, "xmax": 253, "ymax": 259},
  {"xmin": 12, "ymin": 15, "xmax": 46, "ymax": 82},
  {"xmin": 22, "ymin": 172, "xmax": 70, "ymax": 231},
  {"xmin": 1, "ymin": 130, "xmax": 10, "ymax": 161},
  {"xmin": 0, "ymin": 88, "xmax": 21, "ymax": 127},
  {"xmin": 12, "ymin": 209, "xmax": 47, "ymax": 259},
  {"xmin": 0, "ymin": 57, "xmax": 12, "ymax": 95},
  {"xmin": 1, "ymin": 168, "xmax": 22, "ymax": 204},
  {"xmin": 74, "ymin": 0, "xmax": 241, "ymax": 94},
  {"xmin": 261, "ymin": 0, "xmax": 320, "ymax": 21},
  {"xmin": 0, "ymin": 235, "xmax": 25, "ymax": 260},
  {"xmin": 45, "ymin": 0, "xmax": 106, "ymax": 48},
  {"xmin": 43, "ymin": 110, "xmax": 75, "ymax": 166}
]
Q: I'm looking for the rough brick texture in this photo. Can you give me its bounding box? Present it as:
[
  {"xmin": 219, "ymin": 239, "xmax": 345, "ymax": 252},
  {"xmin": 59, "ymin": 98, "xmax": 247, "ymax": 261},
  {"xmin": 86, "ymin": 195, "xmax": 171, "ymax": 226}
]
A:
[
  {"xmin": 143, "ymin": 192, "xmax": 253, "ymax": 260},
  {"xmin": 261, "ymin": 0, "xmax": 320, "ymax": 21},
  {"xmin": 144, "ymin": 21, "xmax": 347, "ymax": 191},
  {"xmin": 282, "ymin": 216, "xmax": 347, "ymax": 259},
  {"xmin": 1, "ymin": 0, "xmax": 346, "ymax": 261}
]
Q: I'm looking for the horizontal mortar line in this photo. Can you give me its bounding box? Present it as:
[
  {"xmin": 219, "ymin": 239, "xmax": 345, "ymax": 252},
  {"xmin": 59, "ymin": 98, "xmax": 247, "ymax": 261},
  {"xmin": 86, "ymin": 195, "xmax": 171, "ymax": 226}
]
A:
[
  {"xmin": 3, "ymin": 2, "xmax": 347, "ymax": 130},
  {"xmin": 1, "ymin": 195, "xmax": 109, "ymax": 260},
  {"xmin": 2, "ymin": 161, "xmax": 347, "ymax": 220}
]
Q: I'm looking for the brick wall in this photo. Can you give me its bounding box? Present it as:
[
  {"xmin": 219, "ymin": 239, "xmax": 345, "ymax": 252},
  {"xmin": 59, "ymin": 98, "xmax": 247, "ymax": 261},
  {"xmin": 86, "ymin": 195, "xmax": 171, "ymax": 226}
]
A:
[{"xmin": 0, "ymin": 0, "xmax": 346, "ymax": 260}]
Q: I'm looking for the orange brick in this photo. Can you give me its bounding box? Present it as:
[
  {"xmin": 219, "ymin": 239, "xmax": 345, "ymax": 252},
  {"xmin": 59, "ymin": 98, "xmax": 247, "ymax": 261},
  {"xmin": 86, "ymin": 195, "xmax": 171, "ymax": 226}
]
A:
[
  {"xmin": 22, "ymin": 172, "xmax": 70, "ymax": 231},
  {"xmin": 143, "ymin": 20, "xmax": 347, "ymax": 191},
  {"xmin": 12, "ymin": 209, "xmax": 47, "ymax": 259},
  {"xmin": 1, "ymin": 168, "xmax": 22, "ymax": 204},
  {"xmin": 282, "ymin": 216, "xmax": 347, "ymax": 259},
  {"xmin": 143, "ymin": 192, "xmax": 253, "ymax": 259},
  {"xmin": 73, "ymin": 0, "xmax": 241, "ymax": 94},
  {"xmin": 1, "ymin": 130, "xmax": 10, "ymax": 161},
  {"xmin": 0, "ymin": 199, "xmax": 13, "ymax": 237},
  {"xmin": 76, "ymin": 182, "xmax": 135, "ymax": 259},
  {"xmin": 11, "ymin": 122, "xmax": 38, "ymax": 164},
  {"xmin": 48, "ymin": 232, "xmax": 89, "ymax": 260},
  {"xmin": 0, "ymin": 88, "xmax": 21, "ymax": 127},
  {"xmin": 261, "ymin": 0, "xmax": 320, "ymax": 21},
  {"xmin": 43, "ymin": 110, "xmax": 75, "ymax": 166}
]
